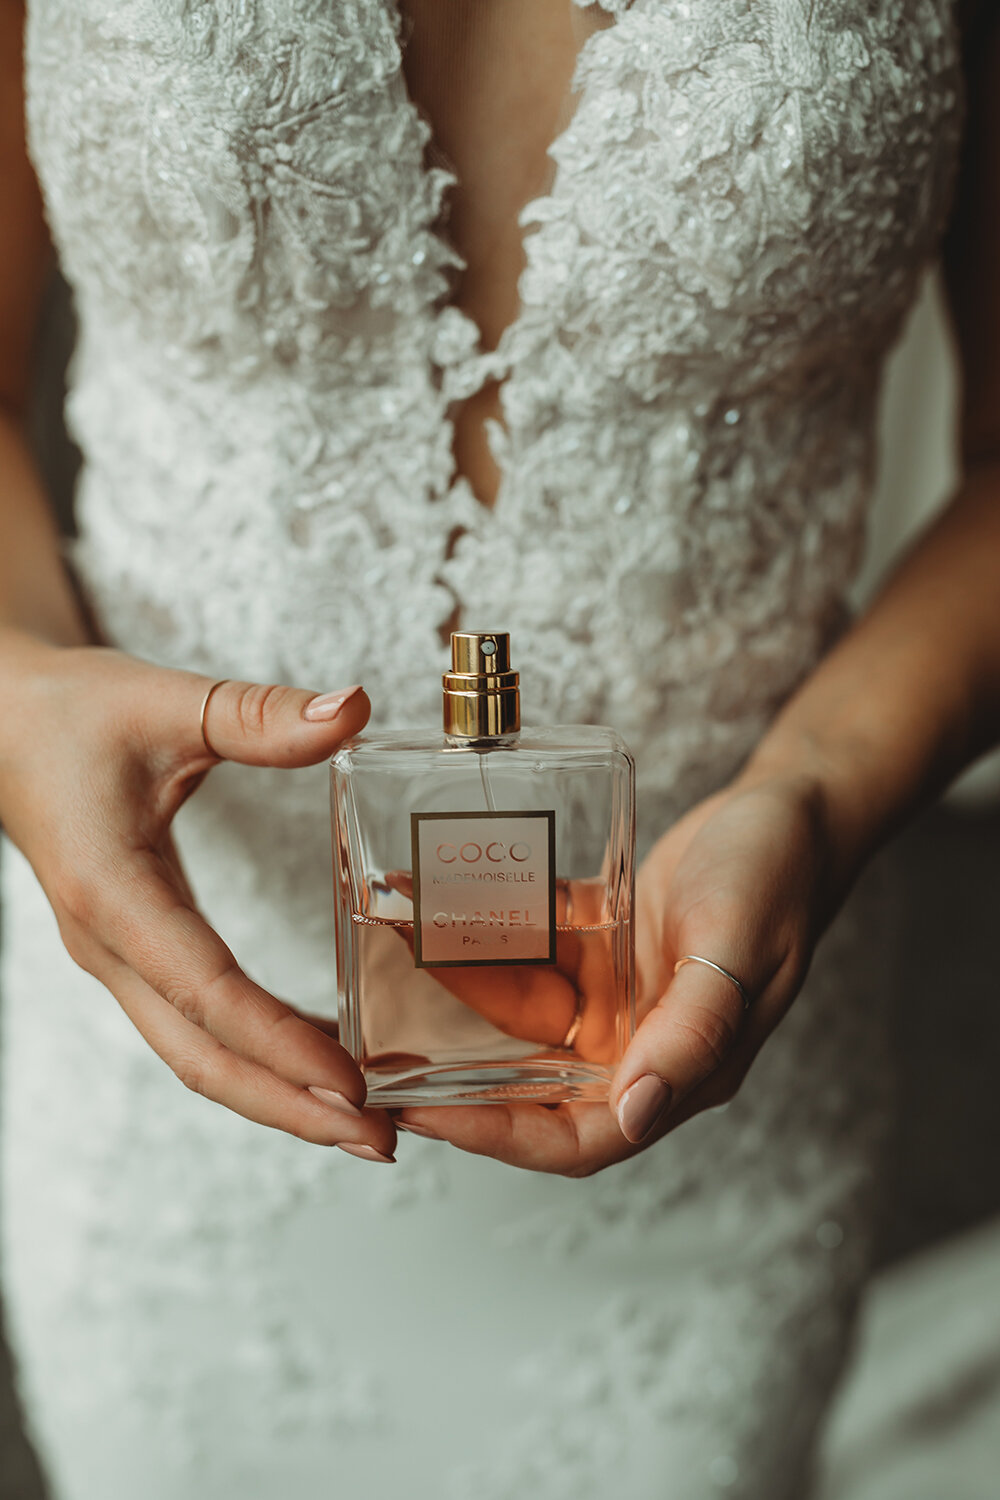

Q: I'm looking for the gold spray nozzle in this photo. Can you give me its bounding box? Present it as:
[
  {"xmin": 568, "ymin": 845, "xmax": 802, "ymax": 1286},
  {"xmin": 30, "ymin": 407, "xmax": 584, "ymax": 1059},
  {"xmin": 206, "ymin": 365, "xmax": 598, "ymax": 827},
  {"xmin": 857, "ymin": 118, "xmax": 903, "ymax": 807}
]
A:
[{"xmin": 443, "ymin": 631, "xmax": 520, "ymax": 737}]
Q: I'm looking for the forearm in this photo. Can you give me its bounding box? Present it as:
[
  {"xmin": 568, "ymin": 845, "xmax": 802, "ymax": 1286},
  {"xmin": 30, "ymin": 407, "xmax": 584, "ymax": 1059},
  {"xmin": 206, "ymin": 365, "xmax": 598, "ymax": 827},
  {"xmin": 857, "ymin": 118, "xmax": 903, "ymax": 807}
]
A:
[
  {"xmin": 0, "ymin": 403, "xmax": 95, "ymax": 650},
  {"xmin": 738, "ymin": 454, "xmax": 1000, "ymax": 887}
]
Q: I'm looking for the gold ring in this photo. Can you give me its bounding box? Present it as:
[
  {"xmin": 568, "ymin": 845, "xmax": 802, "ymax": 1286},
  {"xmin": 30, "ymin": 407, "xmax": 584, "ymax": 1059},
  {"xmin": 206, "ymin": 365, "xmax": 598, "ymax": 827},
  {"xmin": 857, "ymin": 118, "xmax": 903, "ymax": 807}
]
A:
[{"xmin": 199, "ymin": 678, "xmax": 230, "ymax": 758}]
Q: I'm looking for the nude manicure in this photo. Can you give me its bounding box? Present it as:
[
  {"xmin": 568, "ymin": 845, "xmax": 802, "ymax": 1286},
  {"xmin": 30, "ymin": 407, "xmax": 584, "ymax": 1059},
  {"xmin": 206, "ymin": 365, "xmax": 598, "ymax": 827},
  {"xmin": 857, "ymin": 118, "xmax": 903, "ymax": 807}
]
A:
[
  {"xmin": 308, "ymin": 1086, "xmax": 362, "ymax": 1117},
  {"xmin": 336, "ymin": 1142, "xmax": 396, "ymax": 1164},
  {"xmin": 397, "ymin": 1121, "xmax": 438, "ymax": 1139},
  {"xmin": 303, "ymin": 685, "xmax": 362, "ymax": 722},
  {"xmin": 616, "ymin": 1073, "xmax": 672, "ymax": 1143}
]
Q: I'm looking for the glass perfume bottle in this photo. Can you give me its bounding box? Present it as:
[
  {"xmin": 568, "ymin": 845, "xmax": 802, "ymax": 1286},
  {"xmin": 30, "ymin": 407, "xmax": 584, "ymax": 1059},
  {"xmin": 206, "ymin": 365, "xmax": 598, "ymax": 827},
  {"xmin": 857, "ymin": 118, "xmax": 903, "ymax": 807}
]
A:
[{"xmin": 330, "ymin": 631, "xmax": 636, "ymax": 1107}]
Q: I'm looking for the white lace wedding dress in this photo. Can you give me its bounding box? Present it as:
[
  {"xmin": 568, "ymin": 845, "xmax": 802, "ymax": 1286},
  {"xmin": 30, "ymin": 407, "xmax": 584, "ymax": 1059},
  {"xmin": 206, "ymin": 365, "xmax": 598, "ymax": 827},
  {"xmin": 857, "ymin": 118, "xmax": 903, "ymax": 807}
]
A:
[{"xmin": 1, "ymin": 2, "xmax": 962, "ymax": 1496}]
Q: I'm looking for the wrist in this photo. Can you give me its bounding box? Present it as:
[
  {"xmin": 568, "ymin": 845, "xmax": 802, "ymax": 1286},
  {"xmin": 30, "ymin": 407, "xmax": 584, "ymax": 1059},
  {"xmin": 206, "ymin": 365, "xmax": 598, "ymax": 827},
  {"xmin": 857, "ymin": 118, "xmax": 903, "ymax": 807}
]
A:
[{"xmin": 733, "ymin": 726, "xmax": 890, "ymax": 898}]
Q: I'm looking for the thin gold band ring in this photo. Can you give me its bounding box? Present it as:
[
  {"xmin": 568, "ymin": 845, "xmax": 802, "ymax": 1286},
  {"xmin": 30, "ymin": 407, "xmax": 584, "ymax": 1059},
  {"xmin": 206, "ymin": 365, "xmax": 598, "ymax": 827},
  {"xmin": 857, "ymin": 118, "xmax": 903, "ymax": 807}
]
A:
[{"xmin": 199, "ymin": 678, "xmax": 231, "ymax": 758}]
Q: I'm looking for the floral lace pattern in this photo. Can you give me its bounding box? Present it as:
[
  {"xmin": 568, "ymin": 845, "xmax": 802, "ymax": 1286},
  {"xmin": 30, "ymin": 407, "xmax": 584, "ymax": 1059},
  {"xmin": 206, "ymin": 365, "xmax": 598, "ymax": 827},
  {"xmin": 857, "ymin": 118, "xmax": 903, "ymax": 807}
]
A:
[
  {"xmin": 21, "ymin": 0, "xmax": 962, "ymax": 841},
  {"xmin": 1, "ymin": 1, "xmax": 962, "ymax": 1495}
]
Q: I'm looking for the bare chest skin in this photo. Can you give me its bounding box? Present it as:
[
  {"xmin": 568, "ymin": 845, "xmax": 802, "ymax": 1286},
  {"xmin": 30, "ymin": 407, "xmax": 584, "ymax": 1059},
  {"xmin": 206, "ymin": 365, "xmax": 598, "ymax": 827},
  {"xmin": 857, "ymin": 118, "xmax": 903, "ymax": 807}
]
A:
[{"xmin": 396, "ymin": 0, "xmax": 583, "ymax": 512}]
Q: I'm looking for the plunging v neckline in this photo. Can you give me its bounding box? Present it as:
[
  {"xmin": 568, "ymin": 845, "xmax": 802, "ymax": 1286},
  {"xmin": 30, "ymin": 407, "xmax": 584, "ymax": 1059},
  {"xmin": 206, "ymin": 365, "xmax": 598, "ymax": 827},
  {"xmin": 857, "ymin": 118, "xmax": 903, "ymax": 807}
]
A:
[{"xmin": 383, "ymin": 0, "xmax": 624, "ymax": 525}]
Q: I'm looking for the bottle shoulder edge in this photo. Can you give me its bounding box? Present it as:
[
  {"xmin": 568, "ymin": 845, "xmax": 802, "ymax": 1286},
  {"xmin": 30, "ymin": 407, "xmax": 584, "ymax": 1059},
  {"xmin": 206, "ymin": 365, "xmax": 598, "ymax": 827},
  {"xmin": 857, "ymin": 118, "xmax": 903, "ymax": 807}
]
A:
[{"xmin": 331, "ymin": 723, "xmax": 634, "ymax": 768}]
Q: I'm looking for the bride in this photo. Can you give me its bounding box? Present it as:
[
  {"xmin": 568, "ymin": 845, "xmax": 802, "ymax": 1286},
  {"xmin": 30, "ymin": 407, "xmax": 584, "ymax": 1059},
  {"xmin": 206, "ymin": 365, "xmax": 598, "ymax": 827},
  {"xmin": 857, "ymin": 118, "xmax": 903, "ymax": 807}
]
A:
[{"xmin": 0, "ymin": 0, "xmax": 996, "ymax": 1495}]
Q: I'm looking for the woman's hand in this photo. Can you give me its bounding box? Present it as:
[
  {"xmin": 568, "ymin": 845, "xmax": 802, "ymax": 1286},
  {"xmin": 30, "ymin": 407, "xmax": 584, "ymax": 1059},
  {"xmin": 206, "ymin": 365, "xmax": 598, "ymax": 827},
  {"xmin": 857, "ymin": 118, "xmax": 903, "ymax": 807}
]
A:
[
  {"xmin": 395, "ymin": 765, "xmax": 848, "ymax": 1173},
  {"xmin": 0, "ymin": 632, "xmax": 398, "ymax": 1162}
]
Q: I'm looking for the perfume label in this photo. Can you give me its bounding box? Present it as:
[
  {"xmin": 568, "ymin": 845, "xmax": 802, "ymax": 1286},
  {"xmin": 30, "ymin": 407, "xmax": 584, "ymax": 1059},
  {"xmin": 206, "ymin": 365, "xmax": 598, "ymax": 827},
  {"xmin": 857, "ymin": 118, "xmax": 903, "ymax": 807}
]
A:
[{"xmin": 410, "ymin": 810, "xmax": 557, "ymax": 967}]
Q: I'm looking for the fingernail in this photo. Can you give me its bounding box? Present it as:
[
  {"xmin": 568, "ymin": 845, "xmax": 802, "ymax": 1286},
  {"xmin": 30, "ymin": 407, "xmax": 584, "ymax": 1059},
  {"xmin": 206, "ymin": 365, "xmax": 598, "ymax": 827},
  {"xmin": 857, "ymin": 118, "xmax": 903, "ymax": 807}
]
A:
[
  {"xmin": 303, "ymin": 685, "xmax": 362, "ymax": 722},
  {"xmin": 397, "ymin": 1121, "xmax": 438, "ymax": 1139},
  {"xmin": 616, "ymin": 1073, "xmax": 672, "ymax": 1143},
  {"xmin": 336, "ymin": 1142, "xmax": 396, "ymax": 1164},
  {"xmin": 308, "ymin": 1086, "xmax": 362, "ymax": 1118}
]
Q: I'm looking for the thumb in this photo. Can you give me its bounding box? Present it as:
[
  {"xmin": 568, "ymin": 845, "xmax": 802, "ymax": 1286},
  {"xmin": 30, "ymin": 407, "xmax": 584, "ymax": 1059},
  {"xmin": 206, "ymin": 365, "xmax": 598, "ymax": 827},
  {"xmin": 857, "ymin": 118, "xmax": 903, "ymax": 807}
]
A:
[
  {"xmin": 610, "ymin": 941, "xmax": 768, "ymax": 1144},
  {"xmin": 192, "ymin": 677, "xmax": 371, "ymax": 768}
]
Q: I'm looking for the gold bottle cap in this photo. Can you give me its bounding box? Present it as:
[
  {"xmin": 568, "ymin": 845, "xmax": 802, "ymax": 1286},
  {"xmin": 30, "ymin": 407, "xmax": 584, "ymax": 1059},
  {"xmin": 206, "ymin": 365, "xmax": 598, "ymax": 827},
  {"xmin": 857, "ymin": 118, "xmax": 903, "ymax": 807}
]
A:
[{"xmin": 443, "ymin": 631, "xmax": 520, "ymax": 738}]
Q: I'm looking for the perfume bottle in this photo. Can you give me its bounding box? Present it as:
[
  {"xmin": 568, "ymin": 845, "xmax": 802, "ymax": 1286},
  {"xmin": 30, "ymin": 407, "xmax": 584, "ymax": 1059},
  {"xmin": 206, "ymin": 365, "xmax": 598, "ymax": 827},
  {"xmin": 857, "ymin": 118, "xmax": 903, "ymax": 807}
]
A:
[{"xmin": 330, "ymin": 631, "xmax": 636, "ymax": 1106}]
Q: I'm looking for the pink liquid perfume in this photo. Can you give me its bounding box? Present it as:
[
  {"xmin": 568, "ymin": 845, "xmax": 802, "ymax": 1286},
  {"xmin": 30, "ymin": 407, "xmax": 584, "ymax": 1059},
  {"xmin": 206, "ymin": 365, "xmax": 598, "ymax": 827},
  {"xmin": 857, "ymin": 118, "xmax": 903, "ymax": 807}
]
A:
[{"xmin": 330, "ymin": 631, "xmax": 636, "ymax": 1106}]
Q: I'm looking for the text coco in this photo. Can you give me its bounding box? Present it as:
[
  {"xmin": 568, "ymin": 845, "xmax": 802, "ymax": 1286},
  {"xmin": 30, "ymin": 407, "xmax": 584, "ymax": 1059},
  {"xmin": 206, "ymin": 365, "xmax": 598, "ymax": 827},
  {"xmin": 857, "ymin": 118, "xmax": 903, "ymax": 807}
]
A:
[{"xmin": 435, "ymin": 841, "xmax": 532, "ymax": 864}]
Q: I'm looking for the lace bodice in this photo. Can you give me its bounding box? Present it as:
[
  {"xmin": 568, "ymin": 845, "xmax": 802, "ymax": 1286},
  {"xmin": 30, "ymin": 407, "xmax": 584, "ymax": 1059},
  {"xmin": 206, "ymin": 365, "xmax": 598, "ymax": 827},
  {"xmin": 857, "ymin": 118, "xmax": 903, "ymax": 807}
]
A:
[
  {"xmin": 23, "ymin": 0, "xmax": 961, "ymax": 844},
  {"xmin": 2, "ymin": 3, "xmax": 963, "ymax": 1497}
]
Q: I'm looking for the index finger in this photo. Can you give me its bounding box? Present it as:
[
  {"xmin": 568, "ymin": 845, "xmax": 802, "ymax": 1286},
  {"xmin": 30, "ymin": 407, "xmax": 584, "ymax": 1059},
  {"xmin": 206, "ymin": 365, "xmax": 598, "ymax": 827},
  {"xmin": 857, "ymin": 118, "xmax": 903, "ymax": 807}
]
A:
[{"xmin": 88, "ymin": 845, "xmax": 369, "ymax": 1109}]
